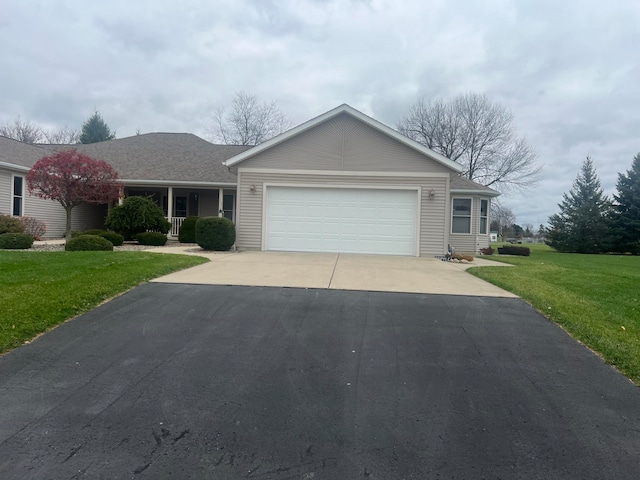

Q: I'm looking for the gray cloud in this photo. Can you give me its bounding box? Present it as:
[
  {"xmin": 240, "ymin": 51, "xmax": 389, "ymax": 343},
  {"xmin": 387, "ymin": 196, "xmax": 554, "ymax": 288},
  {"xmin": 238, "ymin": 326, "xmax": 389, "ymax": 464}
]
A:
[{"xmin": 1, "ymin": 0, "xmax": 638, "ymax": 226}]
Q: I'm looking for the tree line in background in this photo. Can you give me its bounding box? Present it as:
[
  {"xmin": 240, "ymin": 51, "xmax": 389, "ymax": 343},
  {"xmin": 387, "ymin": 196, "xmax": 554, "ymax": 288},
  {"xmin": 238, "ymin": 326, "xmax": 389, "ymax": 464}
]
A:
[
  {"xmin": 545, "ymin": 154, "xmax": 640, "ymax": 255},
  {"xmin": 0, "ymin": 110, "xmax": 115, "ymax": 145}
]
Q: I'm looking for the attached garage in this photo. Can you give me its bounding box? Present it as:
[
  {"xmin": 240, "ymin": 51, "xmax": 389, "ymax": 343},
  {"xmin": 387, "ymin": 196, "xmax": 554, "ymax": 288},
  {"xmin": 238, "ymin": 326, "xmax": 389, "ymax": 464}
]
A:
[
  {"xmin": 224, "ymin": 104, "xmax": 499, "ymax": 256},
  {"xmin": 264, "ymin": 186, "xmax": 419, "ymax": 255}
]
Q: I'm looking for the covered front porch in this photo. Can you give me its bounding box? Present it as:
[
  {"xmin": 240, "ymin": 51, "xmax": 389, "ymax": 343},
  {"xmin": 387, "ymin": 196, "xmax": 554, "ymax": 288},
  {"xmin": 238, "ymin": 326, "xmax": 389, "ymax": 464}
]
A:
[{"xmin": 123, "ymin": 184, "xmax": 237, "ymax": 237}]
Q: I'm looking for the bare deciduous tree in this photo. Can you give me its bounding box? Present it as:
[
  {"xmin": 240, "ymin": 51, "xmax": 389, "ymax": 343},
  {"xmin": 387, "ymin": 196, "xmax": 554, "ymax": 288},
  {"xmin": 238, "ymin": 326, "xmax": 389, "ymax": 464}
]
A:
[
  {"xmin": 398, "ymin": 93, "xmax": 541, "ymax": 192},
  {"xmin": 209, "ymin": 91, "xmax": 291, "ymax": 146},
  {"xmin": 0, "ymin": 117, "xmax": 45, "ymax": 144},
  {"xmin": 490, "ymin": 203, "xmax": 516, "ymax": 237},
  {"xmin": 42, "ymin": 125, "xmax": 80, "ymax": 144}
]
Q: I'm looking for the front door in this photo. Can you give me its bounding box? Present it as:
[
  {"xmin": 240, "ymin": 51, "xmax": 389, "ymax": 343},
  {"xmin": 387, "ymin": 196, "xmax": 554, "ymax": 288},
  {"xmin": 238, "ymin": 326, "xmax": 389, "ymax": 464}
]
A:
[
  {"xmin": 174, "ymin": 196, "xmax": 187, "ymax": 217},
  {"xmin": 222, "ymin": 194, "xmax": 235, "ymax": 222},
  {"xmin": 188, "ymin": 192, "xmax": 199, "ymax": 217}
]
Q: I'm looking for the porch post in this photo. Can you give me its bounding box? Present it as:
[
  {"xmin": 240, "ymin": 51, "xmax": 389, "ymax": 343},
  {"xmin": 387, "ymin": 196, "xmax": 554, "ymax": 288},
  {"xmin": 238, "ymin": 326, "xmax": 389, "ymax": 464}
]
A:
[
  {"xmin": 167, "ymin": 186, "xmax": 173, "ymax": 219},
  {"xmin": 218, "ymin": 188, "xmax": 224, "ymax": 217}
]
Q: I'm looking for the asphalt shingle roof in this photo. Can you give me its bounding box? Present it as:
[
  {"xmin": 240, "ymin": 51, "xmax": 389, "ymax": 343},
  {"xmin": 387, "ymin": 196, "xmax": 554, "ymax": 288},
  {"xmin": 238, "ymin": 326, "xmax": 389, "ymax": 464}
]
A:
[
  {"xmin": 2, "ymin": 133, "xmax": 250, "ymax": 183},
  {"xmin": 2, "ymin": 133, "xmax": 498, "ymax": 197},
  {"xmin": 0, "ymin": 135, "xmax": 48, "ymax": 168},
  {"xmin": 450, "ymin": 175, "xmax": 500, "ymax": 196}
]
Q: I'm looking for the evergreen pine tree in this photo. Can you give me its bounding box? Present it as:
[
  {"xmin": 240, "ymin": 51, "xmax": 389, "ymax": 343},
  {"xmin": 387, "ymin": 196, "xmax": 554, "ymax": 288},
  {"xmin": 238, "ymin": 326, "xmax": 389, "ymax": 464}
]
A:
[
  {"xmin": 546, "ymin": 157, "xmax": 611, "ymax": 253},
  {"xmin": 79, "ymin": 110, "xmax": 116, "ymax": 144},
  {"xmin": 611, "ymin": 153, "xmax": 640, "ymax": 254}
]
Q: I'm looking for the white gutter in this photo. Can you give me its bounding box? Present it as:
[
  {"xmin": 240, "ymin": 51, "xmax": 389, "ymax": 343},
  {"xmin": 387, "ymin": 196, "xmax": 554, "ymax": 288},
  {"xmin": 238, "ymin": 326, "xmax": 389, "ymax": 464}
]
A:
[
  {"xmin": 0, "ymin": 161, "xmax": 30, "ymax": 172},
  {"xmin": 121, "ymin": 179, "xmax": 238, "ymax": 188},
  {"xmin": 451, "ymin": 188, "xmax": 501, "ymax": 197}
]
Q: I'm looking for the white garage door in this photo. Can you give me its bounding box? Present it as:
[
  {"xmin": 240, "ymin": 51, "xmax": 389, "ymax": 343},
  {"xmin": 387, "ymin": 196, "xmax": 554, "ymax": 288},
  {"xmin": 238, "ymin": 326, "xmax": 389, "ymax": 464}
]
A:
[{"xmin": 265, "ymin": 186, "xmax": 418, "ymax": 255}]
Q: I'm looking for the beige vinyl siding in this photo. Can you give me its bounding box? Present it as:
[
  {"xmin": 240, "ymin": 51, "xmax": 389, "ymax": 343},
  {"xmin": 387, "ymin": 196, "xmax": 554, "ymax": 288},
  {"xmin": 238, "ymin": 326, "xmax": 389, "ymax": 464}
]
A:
[
  {"xmin": 236, "ymin": 170, "xmax": 448, "ymax": 256},
  {"xmin": 237, "ymin": 113, "xmax": 453, "ymax": 174},
  {"xmin": 0, "ymin": 168, "xmax": 11, "ymax": 214},
  {"xmin": 23, "ymin": 195, "xmax": 107, "ymax": 238}
]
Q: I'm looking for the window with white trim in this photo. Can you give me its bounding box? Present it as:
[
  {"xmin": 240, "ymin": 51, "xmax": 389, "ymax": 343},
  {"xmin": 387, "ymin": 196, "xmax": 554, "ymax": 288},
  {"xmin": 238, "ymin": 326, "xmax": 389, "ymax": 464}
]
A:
[
  {"xmin": 452, "ymin": 198, "xmax": 472, "ymax": 234},
  {"xmin": 12, "ymin": 175, "xmax": 24, "ymax": 216},
  {"xmin": 479, "ymin": 199, "xmax": 488, "ymax": 234}
]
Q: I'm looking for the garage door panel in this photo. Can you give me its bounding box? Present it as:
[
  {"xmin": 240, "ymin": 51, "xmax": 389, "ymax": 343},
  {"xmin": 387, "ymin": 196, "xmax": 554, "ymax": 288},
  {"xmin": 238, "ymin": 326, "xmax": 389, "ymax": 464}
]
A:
[{"xmin": 265, "ymin": 186, "xmax": 418, "ymax": 255}]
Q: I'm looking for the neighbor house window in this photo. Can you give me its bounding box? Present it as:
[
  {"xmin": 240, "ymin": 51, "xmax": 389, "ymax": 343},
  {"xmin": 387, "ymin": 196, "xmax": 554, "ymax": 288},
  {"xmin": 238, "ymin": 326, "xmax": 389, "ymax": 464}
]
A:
[
  {"xmin": 452, "ymin": 198, "xmax": 472, "ymax": 234},
  {"xmin": 479, "ymin": 199, "xmax": 488, "ymax": 234},
  {"xmin": 12, "ymin": 175, "xmax": 24, "ymax": 216}
]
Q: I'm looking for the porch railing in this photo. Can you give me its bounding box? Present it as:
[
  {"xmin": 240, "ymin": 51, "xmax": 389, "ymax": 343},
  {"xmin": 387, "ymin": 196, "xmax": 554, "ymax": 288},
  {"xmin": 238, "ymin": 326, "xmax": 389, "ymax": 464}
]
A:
[{"xmin": 168, "ymin": 217, "xmax": 185, "ymax": 237}]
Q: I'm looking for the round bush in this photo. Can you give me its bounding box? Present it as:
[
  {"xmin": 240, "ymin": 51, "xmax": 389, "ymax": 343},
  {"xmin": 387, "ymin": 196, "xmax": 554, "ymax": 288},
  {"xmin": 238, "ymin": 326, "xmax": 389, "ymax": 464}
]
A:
[
  {"xmin": 100, "ymin": 231, "xmax": 124, "ymax": 246},
  {"xmin": 105, "ymin": 196, "xmax": 171, "ymax": 240},
  {"xmin": 0, "ymin": 232, "xmax": 34, "ymax": 249},
  {"xmin": 65, "ymin": 235, "xmax": 113, "ymax": 251},
  {"xmin": 195, "ymin": 217, "xmax": 235, "ymax": 251},
  {"xmin": 136, "ymin": 232, "xmax": 168, "ymax": 246},
  {"xmin": 0, "ymin": 215, "xmax": 25, "ymax": 234},
  {"xmin": 178, "ymin": 216, "xmax": 199, "ymax": 243}
]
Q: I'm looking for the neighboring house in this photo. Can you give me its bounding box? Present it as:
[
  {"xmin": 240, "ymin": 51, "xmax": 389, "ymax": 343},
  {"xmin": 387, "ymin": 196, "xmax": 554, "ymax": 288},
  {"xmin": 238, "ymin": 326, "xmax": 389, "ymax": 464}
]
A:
[
  {"xmin": 0, "ymin": 136, "xmax": 107, "ymax": 235},
  {"xmin": 0, "ymin": 134, "xmax": 249, "ymax": 238},
  {"xmin": 224, "ymin": 104, "xmax": 499, "ymax": 256},
  {"xmin": 44, "ymin": 133, "xmax": 250, "ymax": 236},
  {"xmin": 1, "ymin": 104, "xmax": 498, "ymax": 255}
]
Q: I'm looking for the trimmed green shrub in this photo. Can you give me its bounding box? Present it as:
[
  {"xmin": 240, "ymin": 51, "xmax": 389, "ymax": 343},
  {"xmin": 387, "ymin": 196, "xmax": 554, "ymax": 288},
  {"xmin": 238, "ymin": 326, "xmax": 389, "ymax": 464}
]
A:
[
  {"xmin": 72, "ymin": 229, "xmax": 107, "ymax": 238},
  {"xmin": 195, "ymin": 217, "xmax": 235, "ymax": 251},
  {"xmin": 18, "ymin": 216, "xmax": 46, "ymax": 240},
  {"xmin": 70, "ymin": 229, "xmax": 123, "ymax": 246},
  {"xmin": 100, "ymin": 231, "xmax": 124, "ymax": 246},
  {"xmin": 498, "ymin": 246, "xmax": 530, "ymax": 256},
  {"xmin": 136, "ymin": 232, "xmax": 168, "ymax": 246},
  {"xmin": 84, "ymin": 229, "xmax": 109, "ymax": 236},
  {"xmin": 0, "ymin": 232, "xmax": 34, "ymax": 249},
  {"xmin": 0, "ymin": 215, "xmax": 25, "ymax": 234},
  {"xmin": 65, "ymin": 235, "xmax": 113, "ymax": 251},
  {"xmin": 105, "ymin": 196, "xmax": 171, "ymax": 240},
  {"xmin": 178, "ymin": 216, "xmax": 199, "ymax": 243}
]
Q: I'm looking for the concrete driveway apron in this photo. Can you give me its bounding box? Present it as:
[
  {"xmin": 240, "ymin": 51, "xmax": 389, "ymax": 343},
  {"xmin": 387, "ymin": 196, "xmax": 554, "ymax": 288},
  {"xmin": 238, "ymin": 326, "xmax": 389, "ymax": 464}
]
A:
[{"xmin": 149, "ymin": 250, "xmax": 517, "ymax": 297}]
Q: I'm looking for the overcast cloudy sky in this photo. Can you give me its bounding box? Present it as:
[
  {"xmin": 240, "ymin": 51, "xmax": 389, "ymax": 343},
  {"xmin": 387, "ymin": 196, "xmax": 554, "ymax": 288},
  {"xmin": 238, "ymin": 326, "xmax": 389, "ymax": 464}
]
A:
[{"xmin": 2, "ymin": 0, "xmax": 638, "ymax": 227}]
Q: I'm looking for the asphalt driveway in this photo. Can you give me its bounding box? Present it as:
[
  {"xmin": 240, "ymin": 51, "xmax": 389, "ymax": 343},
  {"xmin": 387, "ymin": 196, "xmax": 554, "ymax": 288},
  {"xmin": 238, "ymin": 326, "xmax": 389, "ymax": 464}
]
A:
[{"xmin": 1, "ymin": 284, "xmax": 639, "ymax": 479}]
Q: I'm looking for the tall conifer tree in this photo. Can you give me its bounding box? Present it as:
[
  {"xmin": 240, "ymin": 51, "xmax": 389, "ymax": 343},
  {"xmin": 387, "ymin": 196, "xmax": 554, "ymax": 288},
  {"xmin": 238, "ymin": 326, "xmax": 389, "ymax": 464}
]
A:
[
  {"xmin": 79, "ymin": 110, "xmax": 115, "ymax": 144},
  {"xmin": 611, "ymin": 153, "xmax": 640, "ymax": 254},
  {"xmin": 546, "ymin": 157, "xmax": 611, "ymax": 253}
]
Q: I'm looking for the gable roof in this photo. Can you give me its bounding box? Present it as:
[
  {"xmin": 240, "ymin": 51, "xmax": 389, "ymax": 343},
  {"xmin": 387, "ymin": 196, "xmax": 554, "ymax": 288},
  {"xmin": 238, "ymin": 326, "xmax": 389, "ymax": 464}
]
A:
[
  {"xmin": 223, "ymin": 104, "xmax": 464, "ymax": 172},
  {"xmin": 450, "ymin": 176, "xmax": 500, "ymax": 197}
]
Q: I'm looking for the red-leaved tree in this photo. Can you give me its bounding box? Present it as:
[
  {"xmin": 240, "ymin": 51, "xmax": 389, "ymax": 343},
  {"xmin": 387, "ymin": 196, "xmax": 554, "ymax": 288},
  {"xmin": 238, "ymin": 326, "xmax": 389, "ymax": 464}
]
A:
[{"xmin": 27, "ymin": 150, "xmax": 121, "ymax": 239}]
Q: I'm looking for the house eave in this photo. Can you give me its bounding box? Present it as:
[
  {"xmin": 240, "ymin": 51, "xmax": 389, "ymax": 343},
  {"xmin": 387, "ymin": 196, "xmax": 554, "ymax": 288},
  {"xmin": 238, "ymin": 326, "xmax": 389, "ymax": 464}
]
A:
[
  {"xmin": 0, "ymin": 161, "xmax": 30, "ymax": 172},
  {"xmin": 121, "ymin": 179, "xmax": 237, "ymax": 188},
  {"xmin": 450, "ymin": 188, "xmax": 501, "ymax": 198}
]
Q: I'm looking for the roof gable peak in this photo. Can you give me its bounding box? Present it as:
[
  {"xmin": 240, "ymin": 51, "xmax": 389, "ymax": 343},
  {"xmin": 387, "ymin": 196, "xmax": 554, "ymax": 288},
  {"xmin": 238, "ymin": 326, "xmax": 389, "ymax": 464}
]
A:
[{"xmin": 223, "ymin": 104, "xmax": 462, "ymax": 172}]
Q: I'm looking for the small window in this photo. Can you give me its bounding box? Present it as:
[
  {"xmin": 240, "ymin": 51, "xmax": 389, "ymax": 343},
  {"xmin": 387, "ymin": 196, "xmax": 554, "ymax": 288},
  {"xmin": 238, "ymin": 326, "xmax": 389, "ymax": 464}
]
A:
[
  {"xmin": 452, "ymin": 198, "xmax": 472, "ymax": 234},
  {"xmin": 12, "ymin": 175, "xmax": 24, "ymax": 216},
  {"xmin": 480, "ymin": 199, "xmax": 488, "ymax": 234}
]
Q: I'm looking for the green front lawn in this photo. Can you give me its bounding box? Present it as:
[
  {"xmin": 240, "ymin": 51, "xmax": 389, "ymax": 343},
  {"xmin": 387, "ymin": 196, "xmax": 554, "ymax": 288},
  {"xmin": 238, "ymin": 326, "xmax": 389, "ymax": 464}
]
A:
[
  {"xmin": 0, "ymin": 251, "xmax": 207, "ymax": 354},
  {"xmin": 469, "ymin": 244, "xmax": 640, "ymax": 383}
]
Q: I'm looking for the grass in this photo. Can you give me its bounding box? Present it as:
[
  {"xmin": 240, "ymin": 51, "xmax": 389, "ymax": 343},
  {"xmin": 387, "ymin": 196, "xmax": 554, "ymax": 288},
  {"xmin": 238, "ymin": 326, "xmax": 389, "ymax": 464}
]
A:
[
  {"xmin": 0, "ymin": 251, "xmax": 207, "ymax": 354},
  {"xmin": 469, "ymin": 243, "xmax": 640, "ymax": 383}
]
